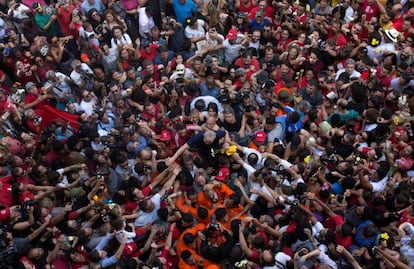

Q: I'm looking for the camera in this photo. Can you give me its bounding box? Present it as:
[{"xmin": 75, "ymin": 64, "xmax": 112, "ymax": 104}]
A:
[
  {"xmin": 270, "ymin": 164, "xmax": 285, "ymax": 175},
  {"xmin": 136, "ymin": 114, "xmax": 149, "ymax": 122},
  {"xmin": 207, "ymin": 223, "xmax": 220, "ymax": 231},
  {"xmin": 33, "ymin": 116, "xmax": 42, "ymax": 124},
  {"xmin": 23, "ymin": 200, "xmax": 38, "ymax": 210},
  {"xmin": 285, "ymin": 13, "xmax": 294, "ymax": 21},
  {"xmin": 354, "ymin": 155, "xmax": 362, "ymax": 166},
  {"xmin": 284, "ymin": 199, "xmax": 299, "ymax": 206},
  {"xmin": 101, "ymin": 213, "xmax": 110, "ymax": 222},
  {"xmin": 98, "ymin": 184, "xmax": 105, "ymax": 194},
  {"xmin": 320, "ymin": 155, "xmax": 338, "ymax": 165},
  {"xmin": 205, "ymin": 55, "xmax": 212, "ymax": 67},
  {"xmin": 95, "ymin": 25, "xmax": 104, "ymax": 35},
  {"xmin": 165, "ymin": 16, "xmax": 172, "ymax": 27}
]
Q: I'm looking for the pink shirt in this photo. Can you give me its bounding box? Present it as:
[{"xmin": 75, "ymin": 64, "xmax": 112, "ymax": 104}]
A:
[{"xmin": 122, "ymin": 0, "xmax": 139, "ymax": 10}]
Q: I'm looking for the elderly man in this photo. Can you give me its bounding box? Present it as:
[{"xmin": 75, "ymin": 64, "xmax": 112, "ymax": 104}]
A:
[
  {"xmin": 166, "ymin": 130, "xmax": 230, "ymax": 168},
  {"xmin": 70, "ymin": 59, "xmax": 94, "ymax": 91},
  {"xmin": 44, "ymin": 70, "xmax": 75, "ymax": 109}
]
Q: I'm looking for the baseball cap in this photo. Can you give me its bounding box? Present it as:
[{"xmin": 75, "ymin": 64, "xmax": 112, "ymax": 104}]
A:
[
  {"xmin": 157, "ymin": 130, "xmax": 171, "ymax": 141},
  {"xmin": 255, "ymin": 10, "xmax": 263, "ymax": 17},
  {"xmin": 25, "ymin": 82, "xmax": 36, "ymax": 91},
  {"xmin": 255, "ymin": 130, "xmax": 266, "ymax": 142},
  {"xmin": 176, "ymin": 64, "xmax": 185, "ymax": 75},
  {"xmin": 235, "ymin": 68, "xmax": 246, "ymax": 77},
  {"xmin": 141, "ymin": 39, "xmax": 150, "ymax": 48},
  {"xmin": 216, "ymin": 167, "xmax": 230, "ymax": 181},
  {"xmin": 256, "ymin": 71, "xmax": 269, "ymax": 84},
  {"xmin": 278, "ymin": 89, "xmax": 293, "ymax": 102},
  {"xmin": 226, "ymin": 29, "xmax": 238, "ymax": 41},
  {"xmin": 0, "ymin": 207, "xmax": 10, "ymax": 222}
]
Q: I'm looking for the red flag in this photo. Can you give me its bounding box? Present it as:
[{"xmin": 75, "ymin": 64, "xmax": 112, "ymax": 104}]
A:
[{"xmin": 39, "ymin": 105, "xmax": 80, "ymax": 132}]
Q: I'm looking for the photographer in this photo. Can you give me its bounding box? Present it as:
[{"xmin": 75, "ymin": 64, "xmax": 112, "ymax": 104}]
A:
[
  {"xmin": 0, "ymin": 213, "xmax": 52, "ymax": 268},
  {"xmin": 70, "ymin": 60, "xmax": 94, "ymax": 91},
  {"xmin": 199, "ymin": 215, "xmax": 234, "ymax": 263}
]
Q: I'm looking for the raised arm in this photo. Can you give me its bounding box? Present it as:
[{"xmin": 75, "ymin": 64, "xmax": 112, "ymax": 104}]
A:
[
  {"xmin": 305, "ymin": 192, "xmax": 336, "ymax": 218},
  {"xmin": 238, "ymin": 224, "xmax": 253, "ymax": 258},
  {"xmin": 336, "ymin": 245, "xmax": 362, "ymax": 269},
  {"xmin": 166, "ymin": 143, "xmax": 189, "ymax": 166}
]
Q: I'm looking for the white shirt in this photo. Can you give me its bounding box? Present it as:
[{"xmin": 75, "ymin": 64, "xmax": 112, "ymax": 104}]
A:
[
  {"xmin": 370, "ymin": 175, "xmax": 388, "ymax": 193},
  {"xmin": 8, "ymin": 4, "xmax": 30, "ymax": 20},
  {"xmin": 79, "ymin": 97, "xmax": 97, "ymax": 116},
  {"xmin": 318, "ymin": 246, "xmax": 338, "ymax": 269},
  {"xmin": 111, "ymin": 33, "xmax": 132, "ymax": 48},
  {"xmin": 70, "ymin": 63, "xmax": 93, "ymax": 86},
  {"xmin": 242, "ymin": 147, "xmax": 263, "ymax": 169},
  {"xmin": 367, "ymin": 43, "xmax": 395, "ymax": 61},
  {"xmin": 185, "ymin": 19, "xmax": 205, "ymax": 40},
  {"xmin": 335, "ymin": 69, "xmax": 361, "ymax": 80},
  {"xmin": 138, "ymin": 7, "xmax": 155, "ymax": 38},
  {"xmin": 223, "ymin": 39, "xmax": 242, "ymax": 63},
  {"xmin": 206, "ymin": 32, "xmax": 224, "ymax": 47},
  {"xmin": 134, "ymin": 193, "xmax": 161, "ymax": 227},
  {"xmin": 189, "ymin": 96, "xmax": 223, "ymax": 112},
  {"xmin": 344, "ymin": 6, "xmax": 354, "ymax": 23},
  {"xmin": 44, "ymin": 72, "xmax": 72, "ymax": 100}
]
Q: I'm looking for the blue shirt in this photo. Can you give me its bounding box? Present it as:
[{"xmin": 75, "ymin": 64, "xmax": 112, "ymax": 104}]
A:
[
  {"xmin": 250, "ymin": 18, "xmax": 270, "ymax": 31},
  {"xmin": 275, "ymin": 114, "xmax": 302, "ymax": 140},
  {"xmin": 173, "ymin": 0, "xmax": 197, "ymax": 26},
  {"xmin": 94, "ymin": 234, "xmax": 119, "ymax": 268},
  {"xmin": 200, "ymin": 83, "xmax": 220, "ymax": 99},
  {"xmin": 81, "ymin": 0, "xmax": 105, "ymax": 16},
  {"xmin": 154, "ymin": 50, "xmax": 175, "ymax": 67}
]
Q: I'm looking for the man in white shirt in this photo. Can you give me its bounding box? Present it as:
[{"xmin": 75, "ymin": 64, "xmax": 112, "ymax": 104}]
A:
[
  {"xmin": 335, "ymin": 58, "xmax": 361, "ymax": 80},
  {"xmin": 133, "ymin": 167, "xmax": 180, "ymax": 227},
  {"xmin": 358, "ymin": 166, "xmax": 388, "ymax": 193},
  {"xmin": 70, "ymin": 60, "xmax": 94, "ymax": 90},
  {"xmin": 184, "ymin": 17, "xmax": 207, "ymax": 51},
  {"xmin": 78, "ymin": 90, "xmax": 98, "ymax": 116},
  {"xmin": 221, "ymin": 29, "xmax": 248, "ymax": 63},
  {"xmin": 44, "ymin": 70, "xmax": 74, "ymax": 107}
]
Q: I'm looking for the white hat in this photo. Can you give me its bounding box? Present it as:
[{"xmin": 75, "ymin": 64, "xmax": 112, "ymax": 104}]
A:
[
  {"xmin": 176, "ymin": 64, "xmax": 185, "ymax": 75},
  {"xmin": 385, "ymin": 28, "xmax": 400, "ymax": 43}
]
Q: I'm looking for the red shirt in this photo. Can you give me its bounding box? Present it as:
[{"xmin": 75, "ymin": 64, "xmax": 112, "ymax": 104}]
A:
[
  {"xmin": 361, "ymin": 0, "xmax": 380, "ymax": 21},
  {"xmin": 239, "ymin": 0, "xmax": 254, "ymax": 13},
  {"xmin": 249, "ymin": 6, "xmax": 275, "ymax": 20},
  {"xmin": 0, "ymin": 176, "xmax": 13, "ymax": 207},
  {"xmin": 399, "ymin": 209, "xmax": 414, "ymax": 226},
  {"xmin": 392, "ymin": 16, "xmax": 403, "ymax": 32},
  {"xmin": 57, "ymin": 6, "xmax": 76, "ymax": 36},
  {"xmin": 139, "ymin": 44, "xmax": 159, "ymax": 63},
  {"xmin": 332, "ymin": 214, "xmax": 353, "ymax": 249},
  {"xmin": 24, "ymin": 89, "xmax": 49, "ymax": 110}
]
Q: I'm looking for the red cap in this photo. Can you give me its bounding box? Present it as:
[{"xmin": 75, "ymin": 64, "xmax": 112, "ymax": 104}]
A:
[
  {"xmin": 158, "ymin": 130, "xmax": 171, "ymax": 142},
  {"xmin": 255, "ymin": 131, "xmax": 266, "ymax": 143},
  {"xmin": 216, "ymin": 167, "xmax": 230, "ymax": 181},
  {"xmin": 0, "ymin": 207, "xmax": 10, "ymax": 222},
  {"xmin": 226, "ymin": 29, "xmax": 238, "ymax": 41}
]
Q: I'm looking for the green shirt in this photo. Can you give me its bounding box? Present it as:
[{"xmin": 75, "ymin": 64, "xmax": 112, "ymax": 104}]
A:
[{"xmin": 35, "ymin": 7, "xmax": 61, "ymax": 35}]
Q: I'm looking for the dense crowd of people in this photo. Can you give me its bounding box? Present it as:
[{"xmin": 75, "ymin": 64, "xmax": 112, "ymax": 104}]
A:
[{"xmin": 0, "ymin": 0, "xmax": 414, "ymax": 268}]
